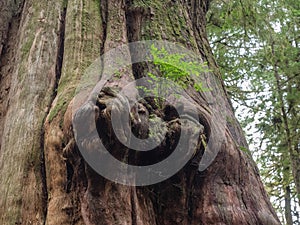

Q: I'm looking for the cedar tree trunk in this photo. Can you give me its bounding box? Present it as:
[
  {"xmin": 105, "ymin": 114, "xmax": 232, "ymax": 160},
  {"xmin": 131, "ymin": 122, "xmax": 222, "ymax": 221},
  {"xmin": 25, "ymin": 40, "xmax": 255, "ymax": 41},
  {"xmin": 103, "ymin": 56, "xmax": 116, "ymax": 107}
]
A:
[{"xmin": 0, "ymin": 0, "xmax": 280, "ymax": 224}]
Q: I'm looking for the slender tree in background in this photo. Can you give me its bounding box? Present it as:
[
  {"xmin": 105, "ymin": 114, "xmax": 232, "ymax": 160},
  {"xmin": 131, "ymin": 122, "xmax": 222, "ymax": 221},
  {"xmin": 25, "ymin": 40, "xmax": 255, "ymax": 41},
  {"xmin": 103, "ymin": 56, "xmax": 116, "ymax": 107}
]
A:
[
  {"xmin": 207, "ymin": 0, "xmax": 300, "ymax": 224},
  {"xmin": 0, "ymin": 0, "xmax": 280, "ymax": 224}
]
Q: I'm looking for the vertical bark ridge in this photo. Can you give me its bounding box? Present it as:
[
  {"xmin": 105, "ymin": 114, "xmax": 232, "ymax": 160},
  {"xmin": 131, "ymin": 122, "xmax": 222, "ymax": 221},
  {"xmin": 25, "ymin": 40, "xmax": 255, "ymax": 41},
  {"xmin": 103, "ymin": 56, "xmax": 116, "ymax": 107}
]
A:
[
  {"xmin": 79, "ymin": 1, "xmax": 135, "ymax": 224},
  {"xmin": 44, "ymin": 0, "xmax": 103, "ymax": 223},
  {"xmin": 0, "ymin": 0, "xmax": 67, "ymax": 223},
  {"xmin": 0, "ymin": 1, "xmax": 25, "ymax": 221},
  {"xmin": 0, "ymin": 0, "xmax": 25, "ymax": 151}
]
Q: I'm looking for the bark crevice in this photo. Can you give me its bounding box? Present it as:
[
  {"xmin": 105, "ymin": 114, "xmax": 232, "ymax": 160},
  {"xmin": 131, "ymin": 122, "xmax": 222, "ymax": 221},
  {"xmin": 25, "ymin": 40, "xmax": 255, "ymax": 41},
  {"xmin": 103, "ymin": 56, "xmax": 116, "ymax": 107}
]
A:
[
  {"xmin": 41, "ymin": 1, "xmax": 68, "ymax": 222},
  {"xmin": 130, "ymin": 188, "xmax": 137, "ymax": 225},
  {"xmin": 54, "ymin": 4, "xmax": 68, "ymax": 92},
  {"xmin": 39, "ymin": 127, "xmax": 49, "ymax": 224},
  {"xmin": 0, "ymin": 0, "xmax": 25, "ymax": 58},
  {"xmin": 99, "ymin": 0, "xmax": 108, "ymax": 56}
]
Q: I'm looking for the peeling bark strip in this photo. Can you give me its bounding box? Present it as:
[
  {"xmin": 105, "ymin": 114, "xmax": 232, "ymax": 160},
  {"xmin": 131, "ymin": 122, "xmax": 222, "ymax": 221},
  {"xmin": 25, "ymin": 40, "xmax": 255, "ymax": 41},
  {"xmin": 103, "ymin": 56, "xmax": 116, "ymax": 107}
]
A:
[{"xmin": 0, "ymin": 0, "xmax": 280, "ymax": 225}]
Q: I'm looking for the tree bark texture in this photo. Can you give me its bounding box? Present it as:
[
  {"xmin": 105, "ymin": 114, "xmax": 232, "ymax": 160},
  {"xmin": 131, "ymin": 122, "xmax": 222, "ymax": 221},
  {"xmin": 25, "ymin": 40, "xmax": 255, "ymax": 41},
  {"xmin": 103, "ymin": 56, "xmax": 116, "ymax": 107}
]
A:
[{"xmin": 0, "ymin": 0, "xmax": 280, "ymax": 224}]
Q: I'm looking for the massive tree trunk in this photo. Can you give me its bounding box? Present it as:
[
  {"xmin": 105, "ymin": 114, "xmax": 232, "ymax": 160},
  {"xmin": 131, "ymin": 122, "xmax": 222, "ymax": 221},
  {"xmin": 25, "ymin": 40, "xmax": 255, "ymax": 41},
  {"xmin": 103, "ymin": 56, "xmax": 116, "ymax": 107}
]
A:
[{"xmin": 0, "ymin": 0, "xmax": 280, "ymax": 224}]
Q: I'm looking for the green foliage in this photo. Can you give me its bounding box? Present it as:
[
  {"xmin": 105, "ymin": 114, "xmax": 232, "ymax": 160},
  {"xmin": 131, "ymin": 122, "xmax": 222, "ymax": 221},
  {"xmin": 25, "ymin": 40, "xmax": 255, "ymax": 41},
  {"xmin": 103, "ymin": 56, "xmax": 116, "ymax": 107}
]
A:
[
  {"xmin": 138, "ymin": 45, "xmax": 209, "ymax": 108},
  {"xmin": 145, "ymin": 44, "xmax": 209, "ymax": 99},
  {"xmin": 150, "ymin": 44, "xmax": 209, "ymax": 91},
  {"xmin": 207, "ymin": 0, "xmax": 300, "ymax": 223}
]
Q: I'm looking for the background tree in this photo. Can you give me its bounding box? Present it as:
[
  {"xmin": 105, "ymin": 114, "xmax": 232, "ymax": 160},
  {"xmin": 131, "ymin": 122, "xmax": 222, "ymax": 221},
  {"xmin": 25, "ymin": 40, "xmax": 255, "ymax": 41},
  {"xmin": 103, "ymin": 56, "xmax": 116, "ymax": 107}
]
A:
[
  {"xmin": 207, "ymin": 0, "xmax": 300, "ymax": 224},
  {"xmin": 0, "ymin": 0, "xmax": 280, "ymax": 224}
]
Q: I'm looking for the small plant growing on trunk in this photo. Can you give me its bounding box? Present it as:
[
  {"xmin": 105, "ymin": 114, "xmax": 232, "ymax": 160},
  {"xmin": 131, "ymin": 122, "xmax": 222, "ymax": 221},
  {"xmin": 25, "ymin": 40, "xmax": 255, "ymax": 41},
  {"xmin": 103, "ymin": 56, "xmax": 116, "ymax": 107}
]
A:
[{"xmin": 138, "ymin": 44, "xmax": 210, "ymax": 109}]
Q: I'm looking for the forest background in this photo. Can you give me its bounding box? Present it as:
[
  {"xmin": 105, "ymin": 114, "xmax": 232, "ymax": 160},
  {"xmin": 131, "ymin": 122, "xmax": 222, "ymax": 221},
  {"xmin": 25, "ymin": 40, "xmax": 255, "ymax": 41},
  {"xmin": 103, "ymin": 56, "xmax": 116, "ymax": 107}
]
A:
[{"xmin": 207, "ymin": 0, "xmax": 300, "ymax": 224}]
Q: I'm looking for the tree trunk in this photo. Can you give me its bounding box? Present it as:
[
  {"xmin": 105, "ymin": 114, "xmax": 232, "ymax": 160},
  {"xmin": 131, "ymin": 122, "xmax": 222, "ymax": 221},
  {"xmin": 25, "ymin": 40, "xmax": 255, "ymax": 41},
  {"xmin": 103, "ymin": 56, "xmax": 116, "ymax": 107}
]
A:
[
  {"xmin": 272, "ymin": 40, "xmax": 300, "ymax": 206},
  {"xmin": 0, "ymin": 0, "xmax": 280, "ymax": 224},
  {"xmin": 284, "ymin": 186, "xmax": 293, "ymax": 225}
]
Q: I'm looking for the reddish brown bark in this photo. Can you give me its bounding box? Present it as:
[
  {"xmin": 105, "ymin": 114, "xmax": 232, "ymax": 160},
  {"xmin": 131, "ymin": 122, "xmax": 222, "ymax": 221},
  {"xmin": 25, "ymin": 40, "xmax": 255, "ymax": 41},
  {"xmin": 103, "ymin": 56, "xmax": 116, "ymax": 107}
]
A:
[{"xmin": 0, "ymin": 0, "xmax": 280, "ymax": 224}]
